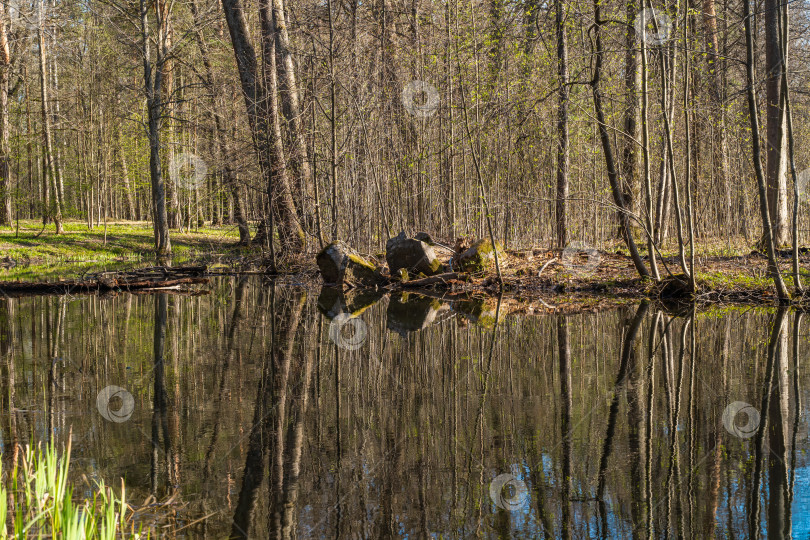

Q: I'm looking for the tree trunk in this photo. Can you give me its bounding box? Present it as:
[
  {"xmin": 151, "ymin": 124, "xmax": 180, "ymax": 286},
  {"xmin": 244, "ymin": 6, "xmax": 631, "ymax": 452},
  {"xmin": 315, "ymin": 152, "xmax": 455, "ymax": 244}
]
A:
[
  {"xmin": 189, "ymin": 0, "xmax": 250, "ymax": 244},
  {"xmin": 141, "ymin": 0, "xmax": 171, "ymax": 255},
  {"xmin": 0, "ymin": 4, "xmax": 11, "ymax": 226},
  {"xmin": 221, "ymin": 0, "xmax": 303, "ymax": 252},
  {"xmin": 118, "ymin": 131, "xmax": 136, "ymax": 220},
  {"xmin": 702, "ymin": 0, "xmax": 731, "ymax": 234},
  {"xmin": 554, "ymin": 0, "xmax": 569, "ymax": 248},
  {"xmin": 765, "ymin": 0, "xmax": 789, "ymax": 246},
  {"xmin": 591, "ymin": 0, "xmax": 649, "ymax": 278},
  {"xmin": 261, "ymin": 0, "xmax": 304, "ymax": 251},
  {"xmin": 620, "ymin": 2, "xmax": 640, "ymax": 241},
  {"xmin": 38, "ymin": 1, "xmax": 61, "ymax": 234},
  {"xmin": 743, "ymin": 0, "xmax": 789, "ymax": 300},
  {"xmin": 270, "ymin": 0, "xmax": 313, "ymax": 220}
]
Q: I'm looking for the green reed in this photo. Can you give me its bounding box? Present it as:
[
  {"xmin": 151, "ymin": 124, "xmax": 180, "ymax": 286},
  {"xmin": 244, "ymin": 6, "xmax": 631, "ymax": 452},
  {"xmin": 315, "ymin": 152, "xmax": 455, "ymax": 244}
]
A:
[{"xmin": 0, "ymin": 438, "xmax": 145, "ymax": 539}]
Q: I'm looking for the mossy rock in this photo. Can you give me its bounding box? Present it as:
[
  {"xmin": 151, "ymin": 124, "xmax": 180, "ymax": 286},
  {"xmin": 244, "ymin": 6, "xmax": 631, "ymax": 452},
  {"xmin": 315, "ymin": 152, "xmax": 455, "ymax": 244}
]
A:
[
  {"xmin": 386, "ymin": 232, "xmax": 445, "ymax": 277},
  {"xmin": 456, "ymin": 239, "xmax": 505, "ymax": 273},
  {"xmin": 316, "ymin": 241, "xmax": 384, "ymax": 288}
]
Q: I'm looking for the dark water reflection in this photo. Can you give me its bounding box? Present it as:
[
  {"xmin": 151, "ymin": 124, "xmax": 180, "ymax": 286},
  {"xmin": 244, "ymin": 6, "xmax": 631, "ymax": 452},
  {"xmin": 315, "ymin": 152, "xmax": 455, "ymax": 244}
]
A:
[{"xmin": 1, "ymin": 278, "xmax": 809, "ymax": 538}]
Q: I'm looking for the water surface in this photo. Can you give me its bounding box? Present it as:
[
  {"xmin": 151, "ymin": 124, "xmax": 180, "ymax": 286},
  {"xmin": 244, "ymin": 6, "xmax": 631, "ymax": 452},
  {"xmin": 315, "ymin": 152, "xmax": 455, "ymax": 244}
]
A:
[{"xmin": 0, "ymin": 278, "xmax": 808, "ymax": 538}]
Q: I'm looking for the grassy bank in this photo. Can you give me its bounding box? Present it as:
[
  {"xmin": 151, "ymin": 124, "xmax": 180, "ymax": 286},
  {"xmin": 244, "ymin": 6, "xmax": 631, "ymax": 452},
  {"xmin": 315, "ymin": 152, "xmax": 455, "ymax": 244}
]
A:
[
  {"xmin": 0, "ymin": 220, "xmax": 250, "ymax": 279},
  {"xmin": 2, "ymin": 221, "xmax": 809, "ymax": 304}
]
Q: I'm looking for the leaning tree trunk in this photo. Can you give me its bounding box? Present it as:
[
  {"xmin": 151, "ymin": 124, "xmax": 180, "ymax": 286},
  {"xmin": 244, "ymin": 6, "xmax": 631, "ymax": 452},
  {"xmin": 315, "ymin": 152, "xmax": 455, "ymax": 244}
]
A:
[
  {"xmin": 270, "ymin": 0, "xmax": 313, "ymax": 218},
  {"xmin": 591, "ymin": 0, "xmax": 649, "ymax": 278},
  {"xmin": 221, "ymin": 0, "xmax": 303, "ymax": 252}
]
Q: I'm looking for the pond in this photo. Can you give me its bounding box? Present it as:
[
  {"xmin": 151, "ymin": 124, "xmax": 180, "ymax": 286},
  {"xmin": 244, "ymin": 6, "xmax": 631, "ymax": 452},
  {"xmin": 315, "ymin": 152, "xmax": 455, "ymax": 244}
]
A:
[{"xmin": 0, "ymin": 277, "xmax": 808, "ymax": 538}]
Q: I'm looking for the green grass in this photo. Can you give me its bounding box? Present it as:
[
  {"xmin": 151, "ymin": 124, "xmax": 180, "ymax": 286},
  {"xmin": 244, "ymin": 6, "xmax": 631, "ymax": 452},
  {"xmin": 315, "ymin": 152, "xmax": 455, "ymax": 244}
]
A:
[
  {"xmin": 696, "ymin": 270, "xmax": 774, "ymax": 290},
  {"xmin": 0, "ymin": 220, "xmax": 252, "ymax": 279},
  {"xmin": 0, "ymin": 440, "xmax": 143, "ymax": 539}
]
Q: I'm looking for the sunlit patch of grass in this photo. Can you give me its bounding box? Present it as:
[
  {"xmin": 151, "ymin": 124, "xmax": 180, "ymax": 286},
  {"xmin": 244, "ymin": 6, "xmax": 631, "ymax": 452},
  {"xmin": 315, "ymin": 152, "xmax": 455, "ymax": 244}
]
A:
[
  {"xmin": 1, "ymin": 439, "xmax": 145, "ymax": 539},
  {"xmin": 696, "ymin": 270, "xmax": 773, "ymax": 290},
  {"xmin": 0, "ymin": 220, "xmax": 253, "ymax": 276}
]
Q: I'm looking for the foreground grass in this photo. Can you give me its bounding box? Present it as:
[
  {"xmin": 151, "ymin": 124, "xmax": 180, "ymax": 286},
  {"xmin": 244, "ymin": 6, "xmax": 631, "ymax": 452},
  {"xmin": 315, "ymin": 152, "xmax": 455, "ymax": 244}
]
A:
[
  {"xmin": 1, "ymin": 440, "xmax": 142, "ymax": 539},
  {"xmin": 0, "ymin": 220, "xmax": 251, "ymax": 279}
]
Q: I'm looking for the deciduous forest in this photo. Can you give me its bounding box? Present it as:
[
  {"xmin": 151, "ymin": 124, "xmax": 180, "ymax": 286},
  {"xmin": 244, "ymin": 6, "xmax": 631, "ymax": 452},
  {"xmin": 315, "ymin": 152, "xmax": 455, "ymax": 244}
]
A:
[
  {"xmin": 1, "ymin": 0, "xmax": 809, "ymax": 296},
  {"xmin": 3, "ymin": 2, "xmax": 810, "ymax": 537}
]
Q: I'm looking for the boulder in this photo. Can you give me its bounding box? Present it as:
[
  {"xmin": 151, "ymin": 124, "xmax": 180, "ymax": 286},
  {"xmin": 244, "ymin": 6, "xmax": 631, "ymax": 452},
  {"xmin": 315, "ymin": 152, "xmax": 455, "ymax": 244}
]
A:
[
  {"xmin": 414, "ymin": 231, "xmax": 434, "ymax": 244},
  {"xmin": 386, "ymin": 232, "xmax": 444, "ymax": 277},
  {"xmin": 316, "ymin": 241, "xmax": 383, "ymax": 288},
  {"xmin": 455, "ymin": 239, "xmax": 505, "ymax": 273}
]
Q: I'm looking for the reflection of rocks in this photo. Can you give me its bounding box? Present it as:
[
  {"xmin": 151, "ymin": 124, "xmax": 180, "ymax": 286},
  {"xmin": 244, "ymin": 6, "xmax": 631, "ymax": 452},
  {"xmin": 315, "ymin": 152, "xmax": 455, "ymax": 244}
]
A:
[
  {"xmin": 317, "ymin": 287, "xmax": 384, "ymax": 319},
  {"xmin": 452, "ymin": 297, "xmax": 498, "ymax": 328},
  {"xmin": 316, "ymin": 288, "xmax": 501, "ymax": 334},
  {"xmin": 386, "ymin": 232, "xmax": 444, "ymax": 277},
  {"xmin": 316, "ymin": 241, "xmax": 383, "ymax": 288},
  {"xmin": 386, "ymin": 293, "xmax": 448, "ymax": 335}
]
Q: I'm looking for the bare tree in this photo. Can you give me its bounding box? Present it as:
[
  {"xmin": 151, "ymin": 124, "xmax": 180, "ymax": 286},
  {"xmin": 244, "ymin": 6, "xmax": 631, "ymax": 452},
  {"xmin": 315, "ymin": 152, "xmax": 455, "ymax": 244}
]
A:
[
  {"xmin": 743, "ymin": 0, "xmax": 789, "ymax": 300},
  {"xmin": 555, "ymin": 0, "xmax": 569, "ymax": 248},
  {"xmin": 38, "ymin": 0, "xmax": 61, "ymax": 233},
  {"xmin": 765, "ymin": 0, "xmax": 789, "ymax": 247},
  {"xmin": 140, "ymin": 0, "xmax": 171, "ymax": 254},
  {"xmin": 220, "ymin": 0, "xmax": 304, "ymax": 252},
  {"xmin": 0, "ymin": 2, "xmax": 11, "ymax": 226}
]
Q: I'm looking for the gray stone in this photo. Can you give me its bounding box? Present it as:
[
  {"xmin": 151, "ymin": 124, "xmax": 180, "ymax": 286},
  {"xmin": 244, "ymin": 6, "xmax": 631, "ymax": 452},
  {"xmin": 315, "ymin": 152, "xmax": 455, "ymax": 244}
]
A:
[
  {"xmin": 316, "ymin": 241, "xmax": 383, "ymax": 287},
  {"xmin": 386, "ymin": 232, "xmax": 444, "ymax": 277},
  {"xmin": 455, "ymin": 239, "xmax": 505, "ymax": 273}
]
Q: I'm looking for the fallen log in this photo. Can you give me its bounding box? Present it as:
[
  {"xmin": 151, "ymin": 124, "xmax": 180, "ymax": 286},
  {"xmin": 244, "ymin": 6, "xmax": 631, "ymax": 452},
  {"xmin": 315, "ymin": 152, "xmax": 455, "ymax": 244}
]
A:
[
  {"xmin": 0, "ymin": 266, "xmax": 209, "ymax": 297},
  {"xmin": 398, "ymin": 272, "xmax": 467, "ymax": 288}
]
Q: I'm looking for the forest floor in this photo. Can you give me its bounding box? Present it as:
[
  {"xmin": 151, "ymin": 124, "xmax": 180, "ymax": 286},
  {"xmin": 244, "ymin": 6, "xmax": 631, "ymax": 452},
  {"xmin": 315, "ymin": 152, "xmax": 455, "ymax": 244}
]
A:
[
  {"xmin": 0, "ymin": 220, "xmax": 250, "ymax": 280},
  {"xmin": 2, "ymin": 220, "xmax": 808, "ymax": 305},
  {"xmin": 489, "ymin": 246, "xmax": 807, "ymax": 307}
]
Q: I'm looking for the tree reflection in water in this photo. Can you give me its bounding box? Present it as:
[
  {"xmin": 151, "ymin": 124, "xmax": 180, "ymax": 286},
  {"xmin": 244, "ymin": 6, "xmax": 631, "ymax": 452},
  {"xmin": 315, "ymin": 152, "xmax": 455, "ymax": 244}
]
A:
[{"xmin": 0, "ymin": 279, "xmax": 806, "ymax": 538}]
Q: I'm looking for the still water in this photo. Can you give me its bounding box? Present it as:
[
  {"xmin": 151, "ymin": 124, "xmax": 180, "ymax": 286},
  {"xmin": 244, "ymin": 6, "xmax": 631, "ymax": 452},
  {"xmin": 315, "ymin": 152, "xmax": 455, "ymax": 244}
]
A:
[{"xmin": 0, "ymin": 277, "xmax": 809, "ymax": 538}]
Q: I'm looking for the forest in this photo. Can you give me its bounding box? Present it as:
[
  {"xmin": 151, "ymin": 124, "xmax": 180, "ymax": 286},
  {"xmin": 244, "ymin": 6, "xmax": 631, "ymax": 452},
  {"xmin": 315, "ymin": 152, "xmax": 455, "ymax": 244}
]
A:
[
  {"xmin": 0, "ymin": 0, "xmax": 807, "ymax": 299},
  {"xmin": 2, "ymin": 1, "xmax": 810, "ymax": 536}
]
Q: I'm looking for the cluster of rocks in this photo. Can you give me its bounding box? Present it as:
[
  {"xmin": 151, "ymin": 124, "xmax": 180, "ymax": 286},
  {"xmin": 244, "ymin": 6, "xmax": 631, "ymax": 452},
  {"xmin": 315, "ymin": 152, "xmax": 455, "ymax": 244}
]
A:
[{"xmin": 316, "ymin": 231, "xmax": 505, "ymax": 288}]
